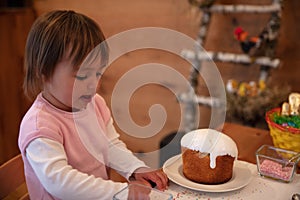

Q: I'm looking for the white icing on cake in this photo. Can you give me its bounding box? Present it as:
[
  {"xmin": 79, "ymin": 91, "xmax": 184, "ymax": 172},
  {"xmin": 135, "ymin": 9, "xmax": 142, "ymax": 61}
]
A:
[{"xmin": 181, "ymin": 129, "xmax": 238, "ymax": 168}]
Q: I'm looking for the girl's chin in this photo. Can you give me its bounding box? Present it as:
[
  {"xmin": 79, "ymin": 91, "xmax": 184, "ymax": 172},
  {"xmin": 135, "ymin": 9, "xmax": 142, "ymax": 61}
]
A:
[{"xmin": 72, "ymin": 103, "xmax": 87, "ymax": 111}]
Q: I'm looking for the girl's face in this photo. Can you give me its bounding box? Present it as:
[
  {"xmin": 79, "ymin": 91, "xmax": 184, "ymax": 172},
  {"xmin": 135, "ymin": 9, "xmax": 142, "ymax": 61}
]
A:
[{"xmin": 43, "ymin": 55, "xmax": 104, "ymax": 112}]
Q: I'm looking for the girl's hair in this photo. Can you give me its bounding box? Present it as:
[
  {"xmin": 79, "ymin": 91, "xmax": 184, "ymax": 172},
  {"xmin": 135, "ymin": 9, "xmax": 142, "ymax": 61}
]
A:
[{"xmin": 23, "ymin": 10, "xmax": 108, "ymax": 100}]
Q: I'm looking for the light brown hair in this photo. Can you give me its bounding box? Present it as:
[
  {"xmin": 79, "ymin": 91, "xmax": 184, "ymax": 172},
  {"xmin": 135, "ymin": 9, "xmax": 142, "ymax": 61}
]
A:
[{"xmin": 23, "ymin": 10, "xmax": 108, "ymax": 100}]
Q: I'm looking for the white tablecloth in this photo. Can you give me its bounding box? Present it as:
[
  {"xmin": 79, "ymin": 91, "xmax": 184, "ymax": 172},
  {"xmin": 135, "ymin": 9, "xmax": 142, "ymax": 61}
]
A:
[{"xmin": 165, "ymin": 161, "xmax": 300, "ymax": 200}]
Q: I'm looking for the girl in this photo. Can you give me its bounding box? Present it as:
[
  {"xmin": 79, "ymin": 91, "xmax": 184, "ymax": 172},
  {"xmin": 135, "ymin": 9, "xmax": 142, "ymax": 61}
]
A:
[{"xmin": 18, "ymin": 10, "xmax": 168, "ymax": 199}]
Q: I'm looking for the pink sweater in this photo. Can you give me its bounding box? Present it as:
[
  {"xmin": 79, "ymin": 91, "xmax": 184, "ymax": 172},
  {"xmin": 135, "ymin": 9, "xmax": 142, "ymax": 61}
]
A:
[{"xmin": 18, "ymin": 94, "xmax": 145, "ymax": 199}]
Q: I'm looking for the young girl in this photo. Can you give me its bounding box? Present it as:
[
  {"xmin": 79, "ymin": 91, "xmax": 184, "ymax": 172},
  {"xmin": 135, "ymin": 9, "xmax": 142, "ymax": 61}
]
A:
[{"xmin": 18, "ymin": 10, "xmax": 168, "ymax": 199}]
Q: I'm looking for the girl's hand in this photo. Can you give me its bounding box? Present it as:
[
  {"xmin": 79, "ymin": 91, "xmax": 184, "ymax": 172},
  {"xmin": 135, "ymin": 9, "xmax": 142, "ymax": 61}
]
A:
[{"xmin": 132, "ymin": 167, "xmax": 169, "ymax": 191}]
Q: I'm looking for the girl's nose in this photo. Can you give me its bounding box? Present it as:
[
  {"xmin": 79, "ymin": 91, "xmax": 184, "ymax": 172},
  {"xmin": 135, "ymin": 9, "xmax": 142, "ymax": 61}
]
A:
[{"xmin": 87, "ymin": 76, "xmax": 99, "ymax": 90}]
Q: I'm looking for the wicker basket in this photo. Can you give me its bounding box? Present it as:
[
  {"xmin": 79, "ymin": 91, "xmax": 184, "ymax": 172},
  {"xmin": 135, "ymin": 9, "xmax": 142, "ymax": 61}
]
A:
[{"xmin": 265, "ymin": 108, "xmax": 300, "ymax": 152}]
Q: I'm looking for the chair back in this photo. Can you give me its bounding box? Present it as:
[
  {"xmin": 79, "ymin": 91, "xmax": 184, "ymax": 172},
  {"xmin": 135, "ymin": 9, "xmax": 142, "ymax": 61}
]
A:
[{"xmin": 0, "ymin": 154, "xmax": 29, "ymax": 200}]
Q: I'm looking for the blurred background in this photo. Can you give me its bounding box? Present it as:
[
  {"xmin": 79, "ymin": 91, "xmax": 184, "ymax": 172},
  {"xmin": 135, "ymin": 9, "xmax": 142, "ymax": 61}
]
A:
[{"xmin": 0, "ymin": 0, "xmax": 299, "ymax": 167}]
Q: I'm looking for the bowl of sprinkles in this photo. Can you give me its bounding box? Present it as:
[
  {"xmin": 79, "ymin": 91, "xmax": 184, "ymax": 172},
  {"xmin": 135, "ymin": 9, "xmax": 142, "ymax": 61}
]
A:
[
  {"xmin": 265, "ymin": 93, "xmax": 300, "ymax": 153},
  {"xmin": 256, "ymin": 145, "xmax": 299, "ymax": 183}
]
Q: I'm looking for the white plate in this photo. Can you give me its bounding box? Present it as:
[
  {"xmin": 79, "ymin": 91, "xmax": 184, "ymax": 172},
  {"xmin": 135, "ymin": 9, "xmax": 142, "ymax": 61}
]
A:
[{"xmin": 163, "ymin": 154, "xmax": 252, "ymax": 192}]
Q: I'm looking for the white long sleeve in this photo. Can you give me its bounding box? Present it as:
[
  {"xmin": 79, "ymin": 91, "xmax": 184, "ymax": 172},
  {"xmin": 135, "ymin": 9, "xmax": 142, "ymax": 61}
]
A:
[
  {"xmin": 106, "ymin": 119, "xmax": 148, "ymax": 179},
  {"xmin": 26, "ymin": 138, "xmax": 128, "ymax": 200}
]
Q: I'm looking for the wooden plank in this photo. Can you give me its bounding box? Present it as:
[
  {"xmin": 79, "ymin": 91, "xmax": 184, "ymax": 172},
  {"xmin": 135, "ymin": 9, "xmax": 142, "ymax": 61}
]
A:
[
  {"xmin": 0, "ymin": 154, "xmax": 27, "ymax": 199},
  {"xmin": 0, "ymin": 8, "xmax": 35, "ymax": 164}
]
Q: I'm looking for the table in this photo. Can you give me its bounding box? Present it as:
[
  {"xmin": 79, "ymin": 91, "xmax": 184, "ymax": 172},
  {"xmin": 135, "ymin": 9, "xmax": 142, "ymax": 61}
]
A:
[
  {"xmin": 220, "ymin": 123, "xmax": 299, "ymax": 174},
  {"xmin": 165, "ymin": 161, "xmax": 300, "ymax": 200},
  {"xmin": 218, "ymin": 122, "xmax": 273, "ymax": 164},
  {"xmin": 164, "ymin": 123, "xmax": 299, "ymax": 199}
]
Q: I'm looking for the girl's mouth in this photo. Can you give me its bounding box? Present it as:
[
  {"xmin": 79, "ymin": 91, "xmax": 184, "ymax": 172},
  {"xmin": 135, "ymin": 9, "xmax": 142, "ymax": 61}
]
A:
[{"xmin": 80, "ymin": 95, "xmax": 93, "ymax": 102}]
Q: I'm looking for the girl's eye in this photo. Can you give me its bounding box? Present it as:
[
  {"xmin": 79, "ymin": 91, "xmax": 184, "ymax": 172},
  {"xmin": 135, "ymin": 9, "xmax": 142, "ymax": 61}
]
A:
[{"xmin": 75, "ymin": 75, "xmax": 88, "ymax": 80}]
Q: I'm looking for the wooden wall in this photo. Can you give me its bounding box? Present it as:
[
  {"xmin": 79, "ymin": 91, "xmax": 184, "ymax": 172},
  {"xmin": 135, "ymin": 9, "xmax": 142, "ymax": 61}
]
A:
[
  {"xmin": 1, "ymin": 0, "xmax": 300, "ymax": 165},
  {"xmin": 0, "ymin": 8, "xmax": 35, "ymax": 164},
  {"xmin": 32, "ymin": 0, "xmax": 300, "ymax": 157}
]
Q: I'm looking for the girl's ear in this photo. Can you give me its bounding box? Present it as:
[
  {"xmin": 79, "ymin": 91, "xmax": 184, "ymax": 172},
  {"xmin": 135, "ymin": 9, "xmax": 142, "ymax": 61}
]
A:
[
  {"xmin": 41, "ymin": 74, "xmax": 46, "ymax": 83},
  {"xmin": 41, "ymin": 74, "xmax": 50, "ymax": 85}
]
